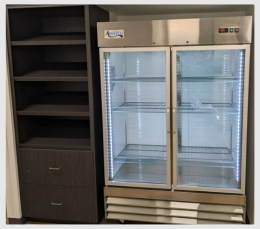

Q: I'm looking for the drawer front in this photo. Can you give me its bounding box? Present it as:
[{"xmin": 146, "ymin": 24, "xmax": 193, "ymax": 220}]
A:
[
  {"xmin": 18, "ymin": 149, "xmax": 94, "ymax": 187},
  {"xmin": 20, "ymin": 184, "xmax": 96, "ymax": 222}
]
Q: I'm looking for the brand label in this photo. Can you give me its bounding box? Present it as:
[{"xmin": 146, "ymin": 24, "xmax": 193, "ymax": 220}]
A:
[{"xmin": 104, "ymin": 30, "xmax": 124, "ymax": 39}]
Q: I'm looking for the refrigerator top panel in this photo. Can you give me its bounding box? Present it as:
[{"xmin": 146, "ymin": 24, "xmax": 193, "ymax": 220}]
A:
[{"xmin": 97, "ymin": 16, "xmax": 252, "ymax": 47}]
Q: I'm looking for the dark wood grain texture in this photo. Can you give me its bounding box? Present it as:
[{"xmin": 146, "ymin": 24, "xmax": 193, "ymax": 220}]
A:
[
  {"xmin": 6, "ymin": 4, "xmax": 109, "ymax": 224},
  {"xmin": 17, "ymin": 116, "xmax": 90, "ymax": 150},
  {"xmin": 11, "ymin": 35, "xmax": 86, "ymax": 46},
  {"xmin": 17, "ymin": 104, "xmax": 89, "ymax": 116},
  {"xmin": 18, "ymin": 149, "xmax": 94, "ymax": 187},
  {"xmin": 19, "ymin": 137, "xmax": 91, "ymax": 151},
  {"xmin": 8, "ymin": 217, "xmax": 27, "ymax": 224},
  {"xmin": 14, "ymin": 70, "xmax": 88, "ymax": 81},
  {"xmin": 85, "ymin": 5, "xmax": 109, "ymax": 223},
  {"xmin": 20, "ymin": 184, "xmax": 96, "ymax": 223}
]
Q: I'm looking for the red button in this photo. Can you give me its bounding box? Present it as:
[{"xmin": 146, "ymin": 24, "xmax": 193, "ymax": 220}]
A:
[{"xmin": 235, "ymin": 28, "xmax": 239, "ymax": 33}]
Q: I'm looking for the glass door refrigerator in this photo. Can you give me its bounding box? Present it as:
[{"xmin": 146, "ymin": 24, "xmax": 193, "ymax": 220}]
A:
[
  {"xmin": 98, "ymin": 16, "xmax": 252, "ymax": 224},
  {"xmin": 172, "ymin": 46, "xmax": 250, "ymax": 194},
  {"xmin": 100, "ymin": 47, "xmax": 171, "ymax": 189}
]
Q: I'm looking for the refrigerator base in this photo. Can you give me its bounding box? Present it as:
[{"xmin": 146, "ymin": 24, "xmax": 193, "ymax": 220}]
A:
[{"xmin": 104, "ymin": 186, "xmax": 246, "ymax": 224}]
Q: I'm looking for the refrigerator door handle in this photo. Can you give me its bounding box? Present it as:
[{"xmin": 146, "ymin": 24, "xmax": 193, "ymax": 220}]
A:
[
  {"xmin": 167, "ymin": 107, "xmax": 170, "ymax": 133},
  {"xmin": 172, "ymin": 107, "xmax": 176, "ymax": 134}
]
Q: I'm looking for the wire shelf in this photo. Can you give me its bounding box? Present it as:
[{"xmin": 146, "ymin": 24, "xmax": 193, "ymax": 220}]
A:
[
  {"xmin": 112, "ymin": 163, "xmax": 167, "ymax": 184},
  {"xmin": 178, "ymin": 146, "xmax": 233, "ymax": 160},
  {"xmin": 114, "ymin": 144, "xmax": 167, "ymax": 164},
  {"xmin": 111, "ymin": 77, "xmax": 165, "ymax": 82},
  {"xmin": 177, "ymin": 146, "xmax": 235, "ymax": 168},
  {"xmin": 177, "ymin": 76, "xmax": 238, "ymax": 82},
  {"xmin": 178, "ymin": 161, "xmax": 236, "ymax": 168},
  {"xmin": 178, "ymin": 174, "xmax": 238, "ymax": 189},
  {"xmin": 177, "ymin": 103, "xmax": 238, "ymax": 114},
  {"xmin": 113, "ymin": 102, "xmax": 166, "ymax": 113}
]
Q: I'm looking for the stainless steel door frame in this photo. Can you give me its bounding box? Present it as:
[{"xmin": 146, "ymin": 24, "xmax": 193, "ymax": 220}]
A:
[
  {"xmin": 100, "ymin": 47, "xmax": 171, "ymax": 189},
  {"xmin": 171, "ymin": 45, "xmax": 250, "ymax": 194}
]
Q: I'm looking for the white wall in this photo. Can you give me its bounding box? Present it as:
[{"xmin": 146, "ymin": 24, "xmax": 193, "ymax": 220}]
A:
[
  {"xmin": 245, "ymin": 5, "xmax": 254, "ymax": 225},
  {"xmin": 6, "ymin": 47, "xmax": 22, "ymax": 219},
  {"xmin": 110, "ymin": 11, "xmax": 245, "ymax": 21}
]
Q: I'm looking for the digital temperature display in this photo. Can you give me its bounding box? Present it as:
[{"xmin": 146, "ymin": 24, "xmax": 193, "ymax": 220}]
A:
[{"xmin": 219, "ymin": 28, "xmax": 228, "ymax": 33}]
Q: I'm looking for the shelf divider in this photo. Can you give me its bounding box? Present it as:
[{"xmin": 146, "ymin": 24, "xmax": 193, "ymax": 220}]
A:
[
  {"xmin": 14, "ymin": 70, "xmax": 88, "ymax": 81},
  {"xmin": 11, "ymin": 34, "xmax": 86, "ymax": 46},
  {"xmin": 17, "ymin": 104, "xmax": 89, "ymax": 117},
  {"xmin": 19, "ymin": 137, "xmax": 91, "ymax": 151}
]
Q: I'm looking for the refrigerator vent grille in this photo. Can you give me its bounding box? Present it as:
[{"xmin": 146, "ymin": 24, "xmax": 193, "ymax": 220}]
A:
[{"xmin": 105, "ymin": 197, "xmax": 244, "ymax": 224}]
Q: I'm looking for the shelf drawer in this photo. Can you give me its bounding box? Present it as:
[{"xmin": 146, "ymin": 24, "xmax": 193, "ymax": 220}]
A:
[
  {"xmin": 20, "ymin": 184, "xmax": 96, "ymax": 222},
  {"xmin": 18, "ymin": 148, "xmax": 94, "ymax": 187}
]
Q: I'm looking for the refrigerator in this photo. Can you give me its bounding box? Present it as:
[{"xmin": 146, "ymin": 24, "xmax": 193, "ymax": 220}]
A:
[{"xmin": 97, "ymin": 16, "xmax": 252, "ymax": 224}]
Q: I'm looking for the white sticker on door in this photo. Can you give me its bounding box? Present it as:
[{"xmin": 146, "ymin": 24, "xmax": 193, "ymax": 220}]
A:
[{"xmin": 104, "ymin": 30, "xmax": 124, "ymax": 39}]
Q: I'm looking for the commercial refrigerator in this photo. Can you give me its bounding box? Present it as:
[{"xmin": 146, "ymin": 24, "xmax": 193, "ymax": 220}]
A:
[{"xmin": 97, "ymin": 16, "xmax": 252, "ymax": 224}]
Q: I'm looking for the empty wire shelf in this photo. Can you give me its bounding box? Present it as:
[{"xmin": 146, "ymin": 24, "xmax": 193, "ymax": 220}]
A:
[
  {"xmin": 111, "ymin": 77, "xmax": 165, "ymax": 82},
  {"xmin": 114, "ymin": 144, "xmax": 167, "ymax": 164},
  {"xmin": 178, "ymin": 166, "xmax": 238, "ymax": 189},
  {"xmin": 177, "ymin": 103, "xmax": 237, "ymax": 114},
  {"xmin": 113, "ymin": 102, "xmax": 166, "ymax": 113},
  {"xmin": 112, "ymin": 163, "xmax": 167, "ymax": 185},
  {"xmin": 177, "ymin": 76, "xmax": 238, "ymax": 82},
  {"xmin": 178, "ymin": 174, "xmax": 238, "ymax": 189},
  {"xmin": 177, "ymin": 146, "xmax": 235, "ymax": 168},
  {"xmin": 178, "ymin": 161, "xmax": 236, "ymax": 168}
]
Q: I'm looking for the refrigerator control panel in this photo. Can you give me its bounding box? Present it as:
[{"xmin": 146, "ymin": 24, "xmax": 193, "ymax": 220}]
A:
[{"xmin": 219, "ymin": 27, "xmax": 239, "ymax": 33}]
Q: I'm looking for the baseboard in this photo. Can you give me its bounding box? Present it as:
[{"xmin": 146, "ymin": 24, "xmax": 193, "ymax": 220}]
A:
[
  {"xmin": 26, "ymin": 217, "xmax": 97, "ymax": 224},
  {"xmin": 8, "ymin": 217, "xmax": 27, "ymax": 224},
  {"xmin": 246, "ymin": 214, "xmax": 250, "ymax": 224}
]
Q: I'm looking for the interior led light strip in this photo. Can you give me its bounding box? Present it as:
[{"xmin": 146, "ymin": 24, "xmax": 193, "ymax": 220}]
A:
[
  {"xmin": 236, "ymin": 50, "xmax": 245, "ymax": 182},
  {"xmin": 104, "ymin": 56, "xmax": 114, "ymax": 180}
]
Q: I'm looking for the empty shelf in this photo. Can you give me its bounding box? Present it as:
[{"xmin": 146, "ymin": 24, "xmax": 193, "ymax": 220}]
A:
[
  {"xmin": 177, "ymin": 146, "xmax": 235, "ymax": 168},
  {"xmin": 177, "ymin": 103, "xmax": 237, "ymax": 114},
  {"xmin": 178, "ymin": 161, "xmax": 236, "ymax": 169},
  {"xmin": 112, "ymin": 163, "xmax": 167, "ymax": 185},
  {"xmin": 17, "ymin": 104, "xmax": 89, "ymax": 116},
  {"xmin": 20, "ymin": 137, "xmax": 91, "ymax": 151},
  {"xmin": 11, "ymin": 34, "xmax": 86, "ymax": 46},
  {"xmin": 178, "ymin": 174, "xmax": 237, "ymax": 189},
  {"xmin": 14, "ymin": 70, "xmax": 88, "ymax": 81},
  {"xmin": 177, "ymin": 76, "xmax": 238, "ymax": 82},
  {"xmin": 111, "ymin": 77, "xmax": 165, "ymax": 82},
  {"xmin": 113, "ymin": 102, "xmax": 166, "ymax": 113},
  {"xmin": 177, "ymin": 166, "xmax": 238, "ymax": 189},
  {"xmin": 114, "ymin": 144, "xmax": 167, "ymax": 164}
]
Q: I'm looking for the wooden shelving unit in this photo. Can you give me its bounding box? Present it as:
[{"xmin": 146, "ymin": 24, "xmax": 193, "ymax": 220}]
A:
[
  {"xmin": 11, "ymin": 34, "xmax": 86, "ymax": 46},
  {"xmin": 6, "ymin": 5, "xmax": 109, "ymax": 224},
  {"xmin": 14, "ymin": 70, "xmax": 88, "ymax": 81}
]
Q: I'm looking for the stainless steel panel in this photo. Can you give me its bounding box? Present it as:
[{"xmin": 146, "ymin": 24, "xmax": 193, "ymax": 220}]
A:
[
  {"xmin": 104, "ymin": 187, "xmax": 246, "ymax": 206},
  {"xmin": 106, "ymin": 213, "xmax": 242, "ymax": 224},
  {"xmin": 97, "ymin": 16, "xmax": 252, "ymax": 47},
  {"xmin": 106, "ymin": 197, "xmax": 243, "ymax": 214},
  {"xmin": 107, "ymin": 205, "xmax": 243, "ymax": 222}
]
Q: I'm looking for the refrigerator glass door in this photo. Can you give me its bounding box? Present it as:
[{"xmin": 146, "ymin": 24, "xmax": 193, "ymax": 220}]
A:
[
  {"xmin": 172, "ymin": 45, "xmax": 250, "ymax": 193},
  {"xmin": 100, "ymin": 47, "xmax": 171, "ymax": 189}
]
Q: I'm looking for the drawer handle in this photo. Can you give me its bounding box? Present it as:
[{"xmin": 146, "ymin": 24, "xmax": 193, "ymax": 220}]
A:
[
  {"xmin": 49, "ymin": 167, "xmax": 61, "ymax": 170},
  {"xmin": 51, "ymin": 202, "xmax": 63, "ymax": 206}
]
